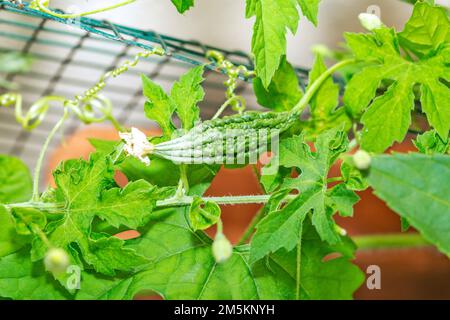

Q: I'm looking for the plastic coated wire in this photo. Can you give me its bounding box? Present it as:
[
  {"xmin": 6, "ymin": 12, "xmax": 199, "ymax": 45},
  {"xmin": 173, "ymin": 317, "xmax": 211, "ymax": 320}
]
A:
[{"xmin": 0, "ymin": 0, "xmax": 312, "ymax": 84}]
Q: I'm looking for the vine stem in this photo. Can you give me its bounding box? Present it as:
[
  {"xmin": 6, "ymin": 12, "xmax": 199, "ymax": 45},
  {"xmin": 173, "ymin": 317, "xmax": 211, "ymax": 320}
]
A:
[
  {"xmin": 295, "ymin": 224, "xmax": 303, "ymax": 300},
  {"xmin": 9, "ymin": 206, "xmax": 51, "ymax": 248},
  {"xmin": 34, "ymin": 0, "xmax": 136, "ymax": 19},
  {"xmin": 237, "ymin": 207, "xmax": 266, "ymax": 245},
  {"xmin": 3, "ymin": 203, "xmax": 434, "ymax": 250},
  {"xmin": 291, "ymin": 59, "xmax": 355, "ymax": 115},
  {"xmin": 156, "ymin": 194, "xmax": 297, "ymax": 207},
  {"xmin": 212, "ymin": 97, "xmax": 234, "ymax": 120},
  {"xmin": 31, "ymin": 109, "xmax": 69, "ymax": 202},
  {"xmin": 353, "ymin": 233, "xmax": 430, "ymax": 250}
]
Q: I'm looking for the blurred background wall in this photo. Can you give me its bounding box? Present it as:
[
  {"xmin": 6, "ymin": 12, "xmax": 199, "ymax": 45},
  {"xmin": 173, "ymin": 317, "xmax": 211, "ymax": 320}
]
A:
[{"xmin": 52, "ymin": 0, "xmax": 417, "ymax": 68}]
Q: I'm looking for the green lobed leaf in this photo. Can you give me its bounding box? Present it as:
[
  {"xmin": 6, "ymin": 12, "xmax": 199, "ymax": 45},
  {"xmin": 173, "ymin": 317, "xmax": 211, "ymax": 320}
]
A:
[
  {"xmin": 414, "ymin": 130, "xmax": 449, "ymax": 154},
  {"xmin": 341, "ymin": 161, "xmax": 369, "ymax": 191},
  {"xmin": 253, "ymin": 56, "xmax": 302, "ymax": 111},
  {"xmin": 12, "ymin": 208, "xmax": 47, "ymax": 236},
  {"xmin": 170, "ymin": 0, "xmax": 195, "ymax": 14},
  {"xmin": 171, "ymin": 65, "xmax": 205, "ymax": 130},
  {"xmin": 249, "ymin": 0, "xmax": 300, "ymax": 88},
  {"xmin": 0, "ymin": 209, "xmax": 363, "ymax": 300},
  {"xmin": 33, "ymin": 154, "xmax": 157, "ymax": 277},
  {"xmin": 84, "ymin": 208, "xmax": 362, "ymax": 300},
  {"xmin": 0, "ymin": 248, "xmax": 71, "ymax": 300},
  {"xmin": 343, "ymin": 19, "xmax": 450, "ymax": 152},
  {"xmin": 303, "ymin": 54, "xmax": 351, "ymax": 136},
  {"xmin": 0, "ymin": 155, "xmax": 33, "ymax": 204},
  {"xmin": 0, "ymin": 155, "xmax": 33, "ymax": 257},
  {"xmin": 0, "ymin": 206, "xmax": 29, "ymax": 258},
  {"xmin": 399, "ymin": 2, "xmax": 450, "ymax": 58},
  {"xmin": 247, "ymin": 0, "xmax": 322, "ymax": 86},
  {"xmin": 251, "ymin": 128, "xmax": 359, "ymax": 263},
  {"xmin": 142, "ymin": 75, "xmax": 176, "ymax": 138},
  {"xmin": 297, "ymin": 0, "xmax": 321, "ymax": 26},
  {"xmin": 367, "ymin": 153, "xmax": 450, "ymax": 256}
]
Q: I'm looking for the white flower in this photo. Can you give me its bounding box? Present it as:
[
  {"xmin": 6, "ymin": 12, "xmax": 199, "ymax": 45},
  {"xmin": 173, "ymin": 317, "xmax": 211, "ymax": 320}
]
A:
[
  {"xmin": 358, "ymin": 13, "xmax": 383, "ymax": 31},
  {"xmin": 212, "ymin": 233, "xmax": 233, "ymax": 263},
  {"xmin": 44, "ymin": 248, "xmax": 70, "ymax": 274},
  {"xmin": 119, "ymin": 127, "xmax": 154, "ymax": 166},
  {"xmin": 353, "ymin": 150, "xmax": 372, "ymax": 170}
]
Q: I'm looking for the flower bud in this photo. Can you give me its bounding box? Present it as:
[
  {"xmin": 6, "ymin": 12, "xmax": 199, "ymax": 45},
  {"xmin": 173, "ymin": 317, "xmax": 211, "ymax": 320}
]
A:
[
  {"xmin": 353, "ymin": 150, "xmax": 372, "ymax": 170},
  {"xmin": 358, "ymin": 13, "xmax": 383, "ymax": 31},
  {"xmin": 44, "ymin": 248, "xmax": 70, "ymax": 274},
  {"xmin": 212, "ymin": 233, "xmax": 232, "ymax": 263},
  {"xmin": 335, "ymin": 225, "xmax": 347, "ymax": 236}
]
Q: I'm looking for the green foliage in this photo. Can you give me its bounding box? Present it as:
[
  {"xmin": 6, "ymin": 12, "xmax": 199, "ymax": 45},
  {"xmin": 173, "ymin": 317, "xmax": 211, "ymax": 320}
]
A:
[
  {"xmin": 32, "ymin": 154, "xmax": 159, "ymax": 276},
  {"xmin": 171, "ymin": 66, "xmax": 205, "ymax": 130},
  {"xmin": 251, "ymin": 128, "xmax": 359, "ymax": 263},
  {"xmin": 414, "ymin": 130, "xmax": 449, "ymax": 154},
  {"xmin": 142, "ymin": 66, "xmax": 205, "ymax": 137},
  {"xmin": 170, "ymin": 0, "xmax": 195, "ymax": 13},
  {"xmin": 0, "ymin": 155, "xmax": 33, "ymax": 204},
  {"xmin": 303, "ymin": 55, "xmax": 351, "ymax": 136},
  {"xmin": 247, "ymin": 0, "xmax": 321, "ymax": 87},
  {"xmin": 344, "ymin": 2, "xmax": 450, "ymax": 152},
  {"xmin": 253, "ymin": 56, "xmax": 303, "ymax": 111},
  {"xmin": 0, "ymin": 155, "xmax": 33, "ymax": 258},
  {"xmin": 399, "ymin": 2, "xmax": 450, "ymax": 58},
  {"xmin": 367, "ymin": 153, "xmax": 450, "ymax": 256}
]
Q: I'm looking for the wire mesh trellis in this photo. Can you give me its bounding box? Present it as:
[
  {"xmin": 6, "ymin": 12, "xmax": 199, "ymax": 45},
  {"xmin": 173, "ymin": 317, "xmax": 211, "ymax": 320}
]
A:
[{"xmin": 0, "ymin": 0, "xmax": 311, "ymax": 173}]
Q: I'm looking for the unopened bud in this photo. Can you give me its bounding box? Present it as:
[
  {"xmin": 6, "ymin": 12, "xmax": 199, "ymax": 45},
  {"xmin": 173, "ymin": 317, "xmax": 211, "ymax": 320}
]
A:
[
  {"xmin": 353, "ymin": 150, "xmax": 372, "ymax": 170},
  {"xmin": 212, "ymin": 233, "xmax": 232, "ymax": 263},
  {"xmin": 358, "ymin": 13, "xmax": 383, "ymax": 31},
  {"xmin": 44, "ymin": 248, "xmax": 70, "ymax": 274},
  {"xmin": 335, "ymin": 225, "xmax": 347, "ymax": 236}
]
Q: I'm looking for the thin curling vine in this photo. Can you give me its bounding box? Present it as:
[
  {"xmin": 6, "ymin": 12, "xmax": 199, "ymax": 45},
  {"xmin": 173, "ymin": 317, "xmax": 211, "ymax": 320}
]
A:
[
  {"xmin": 0, "ymin": 47, "xmax": 165, "ymax": 131},
  {"xmin": 0, "ymin": 0, "xmax": 449, "ymax": 301},
  {"xmin": 207, "ymin": 50, "xmax": 255, "ymax": 117},
  {"xmin": 28, "ymin": 0, "xmax": 136, "ymax": 19}
]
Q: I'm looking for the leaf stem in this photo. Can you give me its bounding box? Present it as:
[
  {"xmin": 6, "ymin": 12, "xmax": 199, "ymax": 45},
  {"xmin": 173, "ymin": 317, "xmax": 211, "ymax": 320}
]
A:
[
  {"xmin": 33, "ymin": 0, "xmax": 136, "ymax": 19},
  {"xmin": 353, "ymin": 233, "xmax": 430, "ymax": 250},
  {"xmin": 156, "ymin": 194, "xmax": 297, "ymax": 207},
  {"xmin": 291, "ymin": 59, "xmax": 355, "ymax": 115},
  {"xmin": 179, "ymin": 164, "xmax": 190, "ymax": 194},
  {"xmin": 327, "ymin": 176, "xmax": 343, "ymax": 183},
  {"xmin": 295, "ymin": 224, "xmax": 303, "ymax": 300},
  {"xmin": 31, "ymin": 109, "xmax": 69, "ymax": 202},
  {"xmin": 212, "ymin": 98, "xmax": 234, "ymax": 120},
  {"xmin": 237, "ymin": 207, "xmax": 266, "ymax": 245},
  {"xmin": 11, "ymin": 206, "xmax": 51, "ymax": 248}
]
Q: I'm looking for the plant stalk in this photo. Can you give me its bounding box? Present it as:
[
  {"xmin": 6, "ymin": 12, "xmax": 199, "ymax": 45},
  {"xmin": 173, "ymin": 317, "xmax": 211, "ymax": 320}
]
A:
[
  {"xmin": 35, "ymin": 0, "xmax": 136, "ymax": 19},
  {"xmin": 291, "ymin": 59, "xmax": 355, "ymax": 115},
  {"xmin": 237, "ymin": 207, "xmax": 266, "ymax": 245},
  {"xmin": 353, "ymin": 233, "xmax": 430, "ymax": 250},
  {"xmin": 31, "ymin": 109, "xmax": 69, "ymax": 202}
]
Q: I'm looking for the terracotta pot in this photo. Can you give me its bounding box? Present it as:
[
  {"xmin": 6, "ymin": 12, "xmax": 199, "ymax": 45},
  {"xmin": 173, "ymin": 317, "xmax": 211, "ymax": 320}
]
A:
[{"xmin": 48, "ymin": 127, "xmax": 450, "ymax": 299}]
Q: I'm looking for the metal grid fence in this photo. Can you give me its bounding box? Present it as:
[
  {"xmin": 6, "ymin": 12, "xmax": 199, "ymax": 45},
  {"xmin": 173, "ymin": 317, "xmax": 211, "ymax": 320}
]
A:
[{"xmin": 0, "ymin": 1, "xmax": 310, "ymax": 172}]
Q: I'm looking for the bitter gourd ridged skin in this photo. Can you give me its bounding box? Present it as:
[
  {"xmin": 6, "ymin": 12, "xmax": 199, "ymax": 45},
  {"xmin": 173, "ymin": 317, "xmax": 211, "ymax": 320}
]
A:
[{"xmin": 154, "ymin": 111, "xmax": 299, "ymax": 164}]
